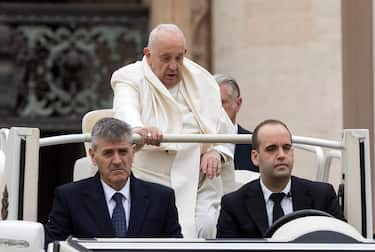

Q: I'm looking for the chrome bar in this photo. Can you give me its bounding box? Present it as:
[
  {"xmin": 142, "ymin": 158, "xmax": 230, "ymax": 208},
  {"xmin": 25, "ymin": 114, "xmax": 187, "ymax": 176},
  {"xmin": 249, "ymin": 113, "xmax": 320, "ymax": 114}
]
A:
[{"xmin": 40, "ymin": 133, "xmax": 344, "ymax": 149}]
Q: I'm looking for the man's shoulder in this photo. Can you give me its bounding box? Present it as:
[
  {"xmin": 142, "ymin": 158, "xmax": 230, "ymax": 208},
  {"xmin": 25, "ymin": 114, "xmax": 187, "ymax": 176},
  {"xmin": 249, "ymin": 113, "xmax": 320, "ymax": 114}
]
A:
[
  {"xmin": 111, "ymin": 60, "xmax": 144, "ymax": 83},
  {"xmin": 133, "ymin": 176, "xmax": 174, "ymax": 195},
  {"xmin": 115, "ymin": 60, "xmax": 142, "ymax": 73},
  {"xmin": 237, "ymin": 124, "xmax": 251, "ymax": 134},
  {"xmin": 292, "ymin": 176, "xmax": 334, "ymax": 192},
  {"xmin": 183, "ymin": 57, "xmax": 209, "ymax": 74},
  {"xmin": 183, "ymin": 57, "xmax": 219, "ymax": 90},
  {"xmin": 223, "ymin": 179, "xmax": 259, "ymax": 201},
  {"xmin": 56, "ymin": 176, "xmax": 96, "ymax": 194}
]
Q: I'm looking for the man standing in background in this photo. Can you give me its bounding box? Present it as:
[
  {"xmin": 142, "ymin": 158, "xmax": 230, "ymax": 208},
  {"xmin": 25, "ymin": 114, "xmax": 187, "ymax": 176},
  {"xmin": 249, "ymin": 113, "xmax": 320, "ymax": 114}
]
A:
[{"xmin": 215, "ymin": 74, "xmax": 258, "ymax": 172}]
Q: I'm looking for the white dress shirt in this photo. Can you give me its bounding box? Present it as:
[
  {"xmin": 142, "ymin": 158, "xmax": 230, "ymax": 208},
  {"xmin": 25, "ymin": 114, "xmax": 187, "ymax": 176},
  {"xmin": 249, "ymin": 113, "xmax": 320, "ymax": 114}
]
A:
[
  {"xmin": 101, "ymin": 178, "xmax": 131, "ymax": 229},
  {"xmin": 260, "ymin": 178, "xmax": 293, "ymax": 226}
]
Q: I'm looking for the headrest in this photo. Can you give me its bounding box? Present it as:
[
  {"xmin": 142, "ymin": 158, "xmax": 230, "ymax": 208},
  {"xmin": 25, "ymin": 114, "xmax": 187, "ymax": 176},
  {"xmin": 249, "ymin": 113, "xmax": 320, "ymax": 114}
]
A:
[{"xmin": 82, "ymin": 109, "xmax": 113, "ymax": 156}]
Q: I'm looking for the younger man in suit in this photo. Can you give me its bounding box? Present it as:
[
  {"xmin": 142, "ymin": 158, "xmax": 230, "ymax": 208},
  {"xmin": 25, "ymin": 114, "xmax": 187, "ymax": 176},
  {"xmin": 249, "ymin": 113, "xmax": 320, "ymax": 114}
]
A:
[
  {"xmin": 216, "ymin": 119, "xmax": 344, "ymax": 238},
  {"xmin": 45, "ymin": 118, "xmax": 182, "ymax": 246},
  {"xmin": 214, "ymin": 74, "xmax": 258, "ymax": 172}
]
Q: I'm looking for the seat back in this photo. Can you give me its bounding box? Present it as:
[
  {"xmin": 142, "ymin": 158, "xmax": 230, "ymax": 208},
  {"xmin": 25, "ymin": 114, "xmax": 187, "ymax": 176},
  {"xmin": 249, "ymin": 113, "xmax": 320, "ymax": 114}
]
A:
[
  {"xmin": 82, "ymin": 109, "xmax": 113, "ymax": 156},
  {"xmin": 0, "ymin": 220, "xmax": 45, "ymax": 251},
  {"xmin": 73, "ymin": 109, "xmax": 113, "ymax": 181},
  {"xmin": 73, "ymin": 157, "xmax": 97, "ymax": 181},
  {"xmin": 234, "ymin": 170, "xmax": 259, "ymax": 189}
]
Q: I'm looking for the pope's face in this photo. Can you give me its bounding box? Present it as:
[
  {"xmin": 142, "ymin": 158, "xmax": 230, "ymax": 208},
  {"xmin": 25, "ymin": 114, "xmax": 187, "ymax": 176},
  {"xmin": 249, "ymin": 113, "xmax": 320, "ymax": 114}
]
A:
[{"xmin": 144, "ymin": 30, "xmax": 187, "ymax": 89}]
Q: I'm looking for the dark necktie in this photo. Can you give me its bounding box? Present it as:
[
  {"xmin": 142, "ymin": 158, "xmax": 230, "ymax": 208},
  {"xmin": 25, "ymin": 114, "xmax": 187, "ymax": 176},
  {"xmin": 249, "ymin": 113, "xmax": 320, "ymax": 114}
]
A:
[
  {"xmin": 270, "ymin": 192, "xmax": 285, "ymax": 224},
  {"xmin": 111, "ymin": 192, "xmax": 127, "ymax": 237}
]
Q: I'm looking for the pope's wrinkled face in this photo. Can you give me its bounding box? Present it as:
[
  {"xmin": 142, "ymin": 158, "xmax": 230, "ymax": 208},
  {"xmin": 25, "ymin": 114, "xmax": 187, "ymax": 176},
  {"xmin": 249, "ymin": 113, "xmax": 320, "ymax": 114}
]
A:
[
  {"xmin": 89, "ymin": 137, "xmax": 135, "ymax": 191},
  {"xmin": 251, "ymin": 124, "xmax": 294, "ymax": 182},
  {"xmin": 144, "ymin": 30, "xmax": 187, "ymax": 89}
]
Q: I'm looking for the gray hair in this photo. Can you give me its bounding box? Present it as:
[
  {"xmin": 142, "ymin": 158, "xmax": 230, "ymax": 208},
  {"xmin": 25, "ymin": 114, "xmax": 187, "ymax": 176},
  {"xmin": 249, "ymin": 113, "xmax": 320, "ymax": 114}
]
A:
[
  {"xmin": 91, "ymin": 118, "xmax": 133, "ymax": 150},
  {"xmin": 214, "ymin": 74, "xmax": 241, "ymax": 97},
  {"xmin": 147, "ymin": 24, "xmax": 186, "ymax": 50}
]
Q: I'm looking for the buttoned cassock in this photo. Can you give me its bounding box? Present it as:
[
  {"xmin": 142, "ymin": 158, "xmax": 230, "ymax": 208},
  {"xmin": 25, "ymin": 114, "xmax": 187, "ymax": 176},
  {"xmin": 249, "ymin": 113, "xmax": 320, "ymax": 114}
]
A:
[{"xmin": 111, "ymin": 57, "xmax": 235, "ymax": 238}]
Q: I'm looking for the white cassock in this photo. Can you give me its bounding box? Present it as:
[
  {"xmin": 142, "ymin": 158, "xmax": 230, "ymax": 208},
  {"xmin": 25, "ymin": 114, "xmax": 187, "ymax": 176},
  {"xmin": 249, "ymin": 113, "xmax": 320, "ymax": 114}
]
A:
[{"xmin": 111, "ymin": 56, "xmax": 235, "ymax": 238}]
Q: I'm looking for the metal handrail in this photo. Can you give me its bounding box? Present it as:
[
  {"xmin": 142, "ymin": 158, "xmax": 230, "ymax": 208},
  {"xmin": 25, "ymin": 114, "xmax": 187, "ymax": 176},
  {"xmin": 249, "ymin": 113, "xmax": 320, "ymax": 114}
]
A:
[
  {"xmin": 39, "ymin": 133, "xmax": 344, "ymax": 149},
  {"xmin": 323, "ymin": 150, "xmax": 342, "ymax": 182},
  {"xmin": 294, "ymin": 144, "xmax": 325, "ymax": 181}
]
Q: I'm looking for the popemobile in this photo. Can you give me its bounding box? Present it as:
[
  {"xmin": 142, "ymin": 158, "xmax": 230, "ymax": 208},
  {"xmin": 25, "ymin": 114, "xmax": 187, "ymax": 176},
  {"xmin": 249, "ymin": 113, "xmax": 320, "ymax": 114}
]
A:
[{"xmin": 0, "ymin": 110, "xmax": 374, "ymax": 251}]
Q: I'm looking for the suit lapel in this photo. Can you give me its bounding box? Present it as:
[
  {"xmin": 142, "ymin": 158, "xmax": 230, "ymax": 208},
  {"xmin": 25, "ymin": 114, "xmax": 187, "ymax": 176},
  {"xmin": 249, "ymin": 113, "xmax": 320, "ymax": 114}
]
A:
[
  {"xmin": 237, "ymin": 125, "xmax": 242, "ymax": 134},
  {"xmin": 82, "ymin": 174, "xmax": 114, "ymax": 235},
  {"xmin": 237, "ymin": 124, "xmax": 248, "ymax": 134},
  {"xmin": 235, "ymin": 125, "xmax": 247, "ymax": 163},
  {"xmin": 234, "ymin": 125, "xmax": 240, "ymax": 159},
  {"xmin": 291, "ymin": 176, "xmax": 313, "ymax": 210},
  {"xmin": 245, "ymin": 180, "xmax": 269, "ymax": 234},
  {"xmin": 127, "ymin": 175, "xmax": 150, "ymax": 235}
]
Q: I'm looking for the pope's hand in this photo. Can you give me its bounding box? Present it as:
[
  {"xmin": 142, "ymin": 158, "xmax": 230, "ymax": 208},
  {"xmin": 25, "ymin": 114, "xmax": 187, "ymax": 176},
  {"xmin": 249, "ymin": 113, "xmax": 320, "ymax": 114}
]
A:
[
  {"xmin": 133, "ymin": 127, "xmax": 163, "ymax": 146},
  {"xmin": 200, "ymin": 150, "xmax": 222, "ymax": 179}
]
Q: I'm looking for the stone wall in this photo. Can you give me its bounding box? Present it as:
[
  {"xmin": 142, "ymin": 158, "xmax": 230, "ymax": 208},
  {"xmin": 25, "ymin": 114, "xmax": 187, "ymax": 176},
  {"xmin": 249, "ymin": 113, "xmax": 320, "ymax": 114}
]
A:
[{"xmin": 212, "ymin": 0, "xmax": 343, "ymax": 183}]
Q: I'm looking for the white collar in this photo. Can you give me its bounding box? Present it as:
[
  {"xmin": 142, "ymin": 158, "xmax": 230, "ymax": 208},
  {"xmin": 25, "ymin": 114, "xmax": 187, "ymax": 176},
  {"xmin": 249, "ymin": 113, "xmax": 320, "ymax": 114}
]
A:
[
  {"xmin": 101, "ymin": 177, "xmax": 131, "ymax": 204},
  {"xmin": 260, "ymin": 178, "xmax": 291, "ymax": 202}
]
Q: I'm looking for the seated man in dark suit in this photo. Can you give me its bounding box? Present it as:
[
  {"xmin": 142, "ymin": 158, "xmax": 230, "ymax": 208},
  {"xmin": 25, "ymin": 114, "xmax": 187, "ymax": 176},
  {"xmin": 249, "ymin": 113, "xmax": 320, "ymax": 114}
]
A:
[
  {"xmin": 216, "ymin": 119, "xmax": 344, "ymax": 238},
  {"xmin": 214, "ymin": 74, "xmax": 258, "ymax": 172},
  {"xmin": 45, "ymin": 118, "xmax": 182, "ymax": 246}
]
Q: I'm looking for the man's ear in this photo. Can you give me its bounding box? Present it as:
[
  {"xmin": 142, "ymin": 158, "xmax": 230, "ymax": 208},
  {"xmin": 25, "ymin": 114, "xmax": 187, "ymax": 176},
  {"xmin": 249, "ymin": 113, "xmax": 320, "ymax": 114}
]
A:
[
  {"xmin": 184, "ymin": 48, "xmax": 187, "ymax": 55},
  {"xmin": 144, "ymin": 47, "xmax": 151, "ymax": 64},
  {"xmin": 236, "ymin": 96, "xmax": 243, "ymax": 111},
  {"xmin": 88, "ymin": 147, "xmax": 97, "ymax": 166},
  {"xmin": 144, "ymin": 47, "xmax": 150, "ymax": 57},
  {"xmin": 251, "ymin": 149, "xmax": 259, "ymax": 167},
  {"xmin": 131, "ymin": 143, "xmax": 136, "ymax": 152}
]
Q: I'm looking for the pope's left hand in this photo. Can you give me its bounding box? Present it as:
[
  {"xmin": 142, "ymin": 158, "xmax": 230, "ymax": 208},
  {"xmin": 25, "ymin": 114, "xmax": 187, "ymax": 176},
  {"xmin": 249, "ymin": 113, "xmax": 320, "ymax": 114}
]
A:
[{"xmin": 200, "ymin": 150, "xmax": 222, "ymax": 179}]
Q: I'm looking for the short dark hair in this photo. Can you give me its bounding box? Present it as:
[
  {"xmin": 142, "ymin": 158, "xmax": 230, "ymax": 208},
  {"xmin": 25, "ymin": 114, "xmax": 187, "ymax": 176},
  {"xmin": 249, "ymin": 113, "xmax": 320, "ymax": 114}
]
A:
[
  {"xmin": 252, "ymin": 119, "xmax": 292, "ymax": 150},
  {"xmin": 91, "ymin": 118, "xmax": 132, "ymax": 150},
  {"xmin": 214, "ymin": 74, "xmax": 241, "ymax": 97}
]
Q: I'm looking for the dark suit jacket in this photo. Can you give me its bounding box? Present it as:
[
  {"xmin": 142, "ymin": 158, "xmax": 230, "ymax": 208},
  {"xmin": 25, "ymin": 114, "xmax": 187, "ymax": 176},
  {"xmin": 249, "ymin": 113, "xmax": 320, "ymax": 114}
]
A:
[
  {"xmin": 216, "ymin": 176, "xmax": 344, "ymax": 238},
  {"xmin": 235, "ymin": 125, "xmax": 258, "ymax": 172},
  {"xmin": 45, "ymin": 173, "xmax": 182, "ymax": 245}
]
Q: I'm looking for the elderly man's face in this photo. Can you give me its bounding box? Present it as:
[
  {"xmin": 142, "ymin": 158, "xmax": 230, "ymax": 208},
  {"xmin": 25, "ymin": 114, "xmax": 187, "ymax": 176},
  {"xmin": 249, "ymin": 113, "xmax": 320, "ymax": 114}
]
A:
[
  {"xmin": 144, "ymin": 30, "xmax": 187, "ymax": 89},
  {"xmin": 220, "ymin": 84, "xmax": 242, "ymax": 124},
  {"xmin": 89, "ymin": 136, "xmax": 135, "ymax": 191}
]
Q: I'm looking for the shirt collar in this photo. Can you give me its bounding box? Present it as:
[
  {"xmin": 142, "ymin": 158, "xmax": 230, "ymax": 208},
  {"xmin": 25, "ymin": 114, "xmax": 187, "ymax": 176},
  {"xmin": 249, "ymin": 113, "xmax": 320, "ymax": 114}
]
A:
[
  {"xmin": 260, "ymin": 178, "xmax": 291, "ymax": 202},
  {"xmin": 101, "ymin": 177, "xmax": 131, "ymax": 204}
]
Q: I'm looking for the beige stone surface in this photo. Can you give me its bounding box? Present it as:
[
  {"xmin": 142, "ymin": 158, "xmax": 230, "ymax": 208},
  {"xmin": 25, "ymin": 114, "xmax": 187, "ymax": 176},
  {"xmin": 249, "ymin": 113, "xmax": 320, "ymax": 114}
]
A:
[{"xmin": 212, "ymin": 0, "xmax": 343, "ymax": 185}]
